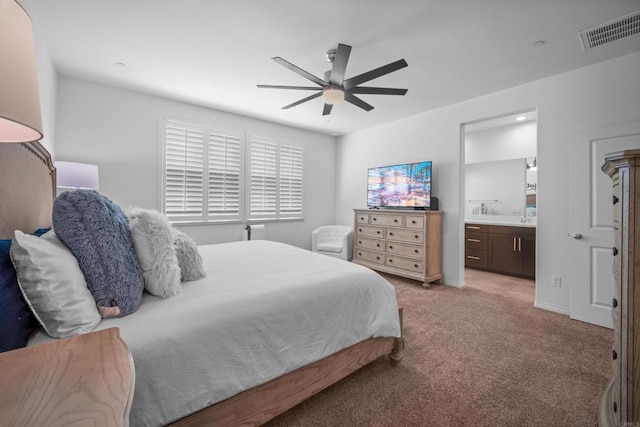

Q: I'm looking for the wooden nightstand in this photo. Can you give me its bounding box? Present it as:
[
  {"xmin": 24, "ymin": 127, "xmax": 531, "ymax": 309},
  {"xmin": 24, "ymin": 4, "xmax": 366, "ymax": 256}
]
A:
[{"xmin": 0, "ymin": 327, "xmax": 135, "ymax": 427}]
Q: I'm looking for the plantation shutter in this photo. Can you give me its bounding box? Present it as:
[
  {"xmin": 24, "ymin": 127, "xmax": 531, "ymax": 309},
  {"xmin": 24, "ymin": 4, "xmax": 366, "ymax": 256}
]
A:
[
  {"xmin": 249, "ymin": 138, "xmax": 278, "ymax": 218},
  {"xmin": 164, "ymin": 122, "xmax": 205, "ymax": 221},
  {"xmin": 279, "ymin": 145, "xmax": 303, "ymax": 217},
  {"xmin": 208, "ymin": 131, "xmax": 243, "ymax": 221}
]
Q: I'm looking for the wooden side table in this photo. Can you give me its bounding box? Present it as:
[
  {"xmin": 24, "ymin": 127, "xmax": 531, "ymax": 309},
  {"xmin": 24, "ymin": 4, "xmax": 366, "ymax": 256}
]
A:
[{"xmin": 0, "ymin": 327, "xmax": 135, "ymax": 426}]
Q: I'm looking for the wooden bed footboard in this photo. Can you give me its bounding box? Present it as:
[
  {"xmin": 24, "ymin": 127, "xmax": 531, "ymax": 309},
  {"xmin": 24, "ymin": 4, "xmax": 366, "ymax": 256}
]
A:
[{"xmin": 171, "ymin": 307, "xmax": 404, "ymax": 427}]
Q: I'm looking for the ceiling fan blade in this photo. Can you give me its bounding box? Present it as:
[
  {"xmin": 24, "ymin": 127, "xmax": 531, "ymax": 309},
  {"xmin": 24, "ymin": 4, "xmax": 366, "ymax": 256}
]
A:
[
  {"xmin": 272, "ymin": 57, "xmax": 328, "ymax": 87},
  {"xmin": 344, "ymin": 93, "xmax": 374, "ymax": 111},
  {"xmin": 329, "ymin": 43, "xmax": 352, "ymax": 86},
  {"xmin": 282, "ymin": 92, "xmax": 323, "ymax": 109},
  {"xmin": 343, "ymin": 59, "xmax": 408, "ymax": 90},
  {"xmin": 257, "ymin": 85, "xmax": 322, "ymax": 91},
  {"xmin": 322, "ymin": 104, "xmax": 333, "ymax": 116},
  {"xmin": 349, "ymin": 87, "xmax": 408, "ymax": 95}
]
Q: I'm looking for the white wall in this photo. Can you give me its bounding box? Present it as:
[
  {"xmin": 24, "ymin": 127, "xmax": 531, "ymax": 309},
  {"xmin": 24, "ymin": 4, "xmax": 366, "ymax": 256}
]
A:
[
  {"xmin": 336, "ymin": 52, "xmax": 640, "ymax": 314},
  {"xmin": 54, "ymin": 77, "xmax": 337, "ymax": 249},
  {"xmin": 465, "ymin": 121, "xmax": 537, "ymax": 164}
]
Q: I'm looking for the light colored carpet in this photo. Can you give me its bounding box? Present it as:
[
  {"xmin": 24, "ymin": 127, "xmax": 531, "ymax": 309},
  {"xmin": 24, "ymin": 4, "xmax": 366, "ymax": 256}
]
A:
[{"xmin": 266, "ymin": 273, "xmax": 612, "ymax": 427}]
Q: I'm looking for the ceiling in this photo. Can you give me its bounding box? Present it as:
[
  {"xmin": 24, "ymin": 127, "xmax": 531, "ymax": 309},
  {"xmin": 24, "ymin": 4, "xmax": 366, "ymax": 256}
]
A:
[{"xmin": 25, "ymin": 0, "xmax": 640, "ymax": 136}]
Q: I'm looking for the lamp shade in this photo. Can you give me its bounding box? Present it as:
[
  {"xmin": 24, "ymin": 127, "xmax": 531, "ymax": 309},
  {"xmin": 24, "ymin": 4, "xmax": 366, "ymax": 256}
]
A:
[
  {"xmin": 0, "ymin": 0, "xmax": 43, "ymax": 143},
  {"xmin": 55, "ymin": 161, "xmax": 100, "ymax": 190}
]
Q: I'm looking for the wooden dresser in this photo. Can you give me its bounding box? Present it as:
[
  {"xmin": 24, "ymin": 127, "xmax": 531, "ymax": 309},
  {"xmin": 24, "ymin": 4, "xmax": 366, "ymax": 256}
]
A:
[
  {"xmin": 0, "ymin": 328, "xmax": 135, "ymax": 427},
  {"xmin": 353, "ymin": 209, "xmax": 443, "ymax": 288},
  {"xmin": 599, "ymin": 149, "xmax": 640, "ymax": 426}
]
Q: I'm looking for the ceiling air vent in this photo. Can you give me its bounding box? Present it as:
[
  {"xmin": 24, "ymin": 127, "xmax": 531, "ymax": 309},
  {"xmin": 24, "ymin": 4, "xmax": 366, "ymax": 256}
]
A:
[{"xmin": 579, "ymin": 10, "xmax": 640, "ymax": 51}]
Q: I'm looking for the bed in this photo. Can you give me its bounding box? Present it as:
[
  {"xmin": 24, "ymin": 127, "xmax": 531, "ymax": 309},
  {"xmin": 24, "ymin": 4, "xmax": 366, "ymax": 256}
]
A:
[{"xmin": 0, "ymin": 141, "xmax": 404, "ymax": 426}]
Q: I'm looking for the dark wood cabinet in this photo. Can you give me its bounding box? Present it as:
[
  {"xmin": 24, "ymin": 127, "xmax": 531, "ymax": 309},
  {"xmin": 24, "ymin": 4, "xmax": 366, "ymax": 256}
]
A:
[{"xmin": 465, "ymin": 223, "xmax": 535, "ymax": 279}]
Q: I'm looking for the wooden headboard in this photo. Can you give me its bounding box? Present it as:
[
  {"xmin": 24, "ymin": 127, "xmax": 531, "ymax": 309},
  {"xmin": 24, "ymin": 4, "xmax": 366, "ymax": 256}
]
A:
[{"xmin": 0, "ymin": 142, "xmax": 55, "ymax": 239}]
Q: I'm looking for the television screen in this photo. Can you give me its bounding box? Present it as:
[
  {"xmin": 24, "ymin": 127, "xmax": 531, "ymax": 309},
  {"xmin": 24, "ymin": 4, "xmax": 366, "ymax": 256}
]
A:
[{"xmin": 367, "ymin": 161, "xmax": 432, "ymax": 208}]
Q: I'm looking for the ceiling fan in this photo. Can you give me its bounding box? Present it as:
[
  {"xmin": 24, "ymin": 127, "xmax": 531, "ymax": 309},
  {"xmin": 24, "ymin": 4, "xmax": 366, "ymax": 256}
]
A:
[{"xmin": 257, "ymin": 43, "xmax": 408, "ymax": 116}]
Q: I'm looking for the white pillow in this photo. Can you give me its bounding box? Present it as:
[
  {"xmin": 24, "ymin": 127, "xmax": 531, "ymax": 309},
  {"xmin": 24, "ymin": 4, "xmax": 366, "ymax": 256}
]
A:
[
  {"xmin": 10, "ymin": 230, "xmax": 100, "ymax": 338},
  {"xmin": 171, "ymin": 228, "xmax": 206, "ymax": 282},
  {"xmin": 127, "ymin": 207, "xmax": 182, "ymax": 298}
]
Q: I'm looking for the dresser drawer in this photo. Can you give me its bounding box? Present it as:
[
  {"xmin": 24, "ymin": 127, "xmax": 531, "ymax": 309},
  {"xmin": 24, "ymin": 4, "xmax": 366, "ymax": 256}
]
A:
[
  {"xmin": 356, "ymin": 213, "xmax": 369, "ymax": 224},
  {"xmin": 465, "ymin": 232, "xmax": 487, "ymax": 250},
  {"xmin": 465, "ymin": 248, "xmax": 488, "ymax": 269},
  {"xmin": 386, "ymin": 255, "xmax": 423, "ymax": 273},
  {"xmin": 404, "ymin": 215, "xmax": 425, "ymax": 229},
  {"xmin": 356, "ymin": 237, "xmax": 384, "ymax": 251},
  {"xmin": 465, "ymin": 223, "xmax": 488, "ymax": 233},
  {"xmin": 354, "ymin": 249, "xmax": 384, "ymax": 265},
  {"xmin": 386, "ymin": 228, "xmax": 424, "ymax": 244},
  {"xmin": 356, "ymin": 225, "xmax": 384, "ymax": 239},
  {"xmin": 370, "ymin": 214, "xmax": 403, "ymax": 227},
  {"xmin": 386, "ymin": 242, "xmax": 423, "ymax": 259}
]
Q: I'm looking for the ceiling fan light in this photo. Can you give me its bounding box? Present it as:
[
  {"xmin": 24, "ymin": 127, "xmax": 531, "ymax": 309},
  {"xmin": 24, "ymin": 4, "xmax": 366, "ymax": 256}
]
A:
[{"xmin": 323, "ymin": 87, "xmax": 344, "ymax": 105}]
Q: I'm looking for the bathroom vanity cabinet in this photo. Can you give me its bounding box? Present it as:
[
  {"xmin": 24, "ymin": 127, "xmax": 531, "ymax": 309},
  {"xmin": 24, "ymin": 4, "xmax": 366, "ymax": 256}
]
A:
[{"xmin": 465, "ymin": 223, "xmax": 535, "ymax": 279}]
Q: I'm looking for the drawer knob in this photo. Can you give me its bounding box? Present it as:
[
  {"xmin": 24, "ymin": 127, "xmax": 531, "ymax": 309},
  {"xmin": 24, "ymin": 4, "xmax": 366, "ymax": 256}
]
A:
[
  {"xmin": 613, "ymin": 247, "xmax": 618, "ymax": 256},
  {"xmin": 358, "ymin": 252, "xmax": 362, "ymax": 256},
  {"xmin": 359, "ymin": 229, "xmax": 362, "ymax": 232},
  {"xmin": 373, "ymin": 218, "xmax": 377, "ymax": 221},
  {"xmin": 389, "ymin": 259, "xmax": 393, "ymax": 263},
  {"xmin": 414, "ymin": 249, "xmax": 419, "ymax": 253},
  {"xmin": 377, "ymin": 243, "xmax": 381, "ymax": 247},
  {"xmin": 412, "ymin": 220, "xmax": 416, "ymax": 224},
  {"xmin": 389, "ymin": 245, "xmax": 393, "ymax": 249},
  {"xmin": 377, "ymin": 231, "xmax": 381, "ymax": 234},
  {"xmin": 389, "ymin": 232, "xmax": 393, "ymax": 236},
  {"xmin": 414, "ymin": 235, "xmax": 419, "ymax": 239},
  {"xmin": 614, "ymin": 401, "xmax": 617, "ymax": 413},
  {"xmin": 358, "ymin": 240, "xmax": 362, "ymax": 244},
  {"xmin": 612, "ymin": 350, "xmax": 617, "ymax": 360},
  {"xmin": 613, "ymin": 298, "xmax": 618, "ymax": 308},
  {"xmin": 613, "ymin": 195, "xmax": 619, "ymax": 205},
  {"xmin": 394, "ymin": 219, "xmax": 398, "ymax": 223},
  {"xmin": 376, "ymin": 256, "xmax": 380, "ymax": 260},
  {"xmin": 414, "ymin": 264, "xmax": 418, "ymax": 268}
]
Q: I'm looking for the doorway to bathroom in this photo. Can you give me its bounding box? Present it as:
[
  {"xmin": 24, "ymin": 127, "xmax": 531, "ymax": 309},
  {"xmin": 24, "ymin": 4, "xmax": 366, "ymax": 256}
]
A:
[{"xmin": 461, "ymin": 109, "xmax": 538, "ymax": 299}]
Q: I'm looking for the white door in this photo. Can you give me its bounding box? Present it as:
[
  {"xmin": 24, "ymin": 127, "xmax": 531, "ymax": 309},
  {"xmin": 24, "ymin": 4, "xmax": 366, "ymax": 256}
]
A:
[{"xmin": 569, "ymin": 122, "xmax": 640, "ymax": 328}]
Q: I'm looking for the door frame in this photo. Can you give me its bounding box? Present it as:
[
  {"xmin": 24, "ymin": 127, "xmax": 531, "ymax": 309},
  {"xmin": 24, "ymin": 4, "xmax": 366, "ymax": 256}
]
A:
[{"xmin": 459, "ymin": 108, "xmax": 538, "ymax": 293}]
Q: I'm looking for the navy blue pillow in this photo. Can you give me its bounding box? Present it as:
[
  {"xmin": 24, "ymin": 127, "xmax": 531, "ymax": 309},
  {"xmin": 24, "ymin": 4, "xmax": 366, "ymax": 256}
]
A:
[
  {"xmin": 0, "ymin": 228, "xmax": 50, "ymax": 353},
  {"xmin": 53, "ymin": 190, "xmax": 143, "ymax": 318}
]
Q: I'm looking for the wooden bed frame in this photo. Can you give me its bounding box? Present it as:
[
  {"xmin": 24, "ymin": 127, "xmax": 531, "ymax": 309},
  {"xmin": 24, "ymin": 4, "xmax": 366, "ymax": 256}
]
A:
[{"xmin": 0, "ymin": 141, "xmax": 404, "ymax": 426}]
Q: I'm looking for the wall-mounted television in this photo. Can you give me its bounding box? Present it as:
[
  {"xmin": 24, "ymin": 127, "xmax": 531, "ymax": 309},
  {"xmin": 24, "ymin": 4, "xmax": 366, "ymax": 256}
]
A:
[{"xmin": 367, "ymin": 161, "xmax": 433, "ymax": 209}]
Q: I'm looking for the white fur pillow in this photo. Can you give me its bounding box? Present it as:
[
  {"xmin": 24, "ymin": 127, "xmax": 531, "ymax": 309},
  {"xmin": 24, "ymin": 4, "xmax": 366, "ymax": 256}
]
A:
[
  {"xmin": 127, "ymin": 208, "xmax": 182, "ymax": 299},
  {"xmin": 171, "ymin": 228, "xmax": 206, "ymax": 282}
]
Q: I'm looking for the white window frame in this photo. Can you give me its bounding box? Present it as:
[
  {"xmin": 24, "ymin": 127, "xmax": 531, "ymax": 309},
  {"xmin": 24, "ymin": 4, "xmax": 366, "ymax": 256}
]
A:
[
  {"xmin": 246, "ymin": 135, "xmax": 305, "ymax": 222},
  {"xmin": 161, "ymin": 119, "xmax": 304, "ymax": 224},
  {"xmin": 161, "ymin": 119, "xmax": 245, "ymax": 224}
]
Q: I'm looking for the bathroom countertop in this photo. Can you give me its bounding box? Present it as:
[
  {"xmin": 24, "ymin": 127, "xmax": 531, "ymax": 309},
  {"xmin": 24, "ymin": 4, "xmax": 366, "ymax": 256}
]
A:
[{"xmin": 465, "ymin": 218, "xmax": 536, "ymax": 228}]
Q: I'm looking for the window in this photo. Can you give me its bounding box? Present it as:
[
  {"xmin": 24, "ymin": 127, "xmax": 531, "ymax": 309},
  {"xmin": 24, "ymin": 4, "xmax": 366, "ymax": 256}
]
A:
[
  {"xmin": 248, "ymin": 137, "xmax": 304, "ymax": 220},
  {"xmin": 162, "ymin": 120, "xmax": 303, "ymax": 223},
  {"xmin": 163, "ymin": 120, "xmax": 244, "ymax": 223}
]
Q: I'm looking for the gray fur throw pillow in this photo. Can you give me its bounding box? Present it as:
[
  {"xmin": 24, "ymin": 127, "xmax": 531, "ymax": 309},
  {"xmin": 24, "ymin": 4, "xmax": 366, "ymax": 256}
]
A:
[
  {"xmin": 127, "ymin": 207, "xmax": 182, "ymax": 299},
  {"xmin": 52, "ymin": 190, "xmax": 143, "ymax": 318},
  {"xmin": 171, "ymin": 228, "xmax": 206, "ymax": 281}
]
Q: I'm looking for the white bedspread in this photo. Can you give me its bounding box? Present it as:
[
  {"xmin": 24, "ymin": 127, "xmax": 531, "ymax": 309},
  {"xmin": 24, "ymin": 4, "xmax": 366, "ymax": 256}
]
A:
[{"xmin": 30, "ymin": 240, "xmax": 401, "ymax": 426}]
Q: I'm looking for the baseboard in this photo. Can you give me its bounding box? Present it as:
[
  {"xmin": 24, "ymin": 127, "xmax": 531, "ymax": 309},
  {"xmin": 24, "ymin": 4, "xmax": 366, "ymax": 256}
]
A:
[
  {"xmin": 534, "ymin": 300, "xmax": 569, "ymax": 316},
  {"xmin": 443, "ymin": 279, "xmax": 464, "ymax": 288}
]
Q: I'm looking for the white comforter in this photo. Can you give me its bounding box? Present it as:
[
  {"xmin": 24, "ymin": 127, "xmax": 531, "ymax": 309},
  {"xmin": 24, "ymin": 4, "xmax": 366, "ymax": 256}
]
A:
[{"xmin": 30, "ymin": 240, "xmax": 401, "ymax": 426}]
